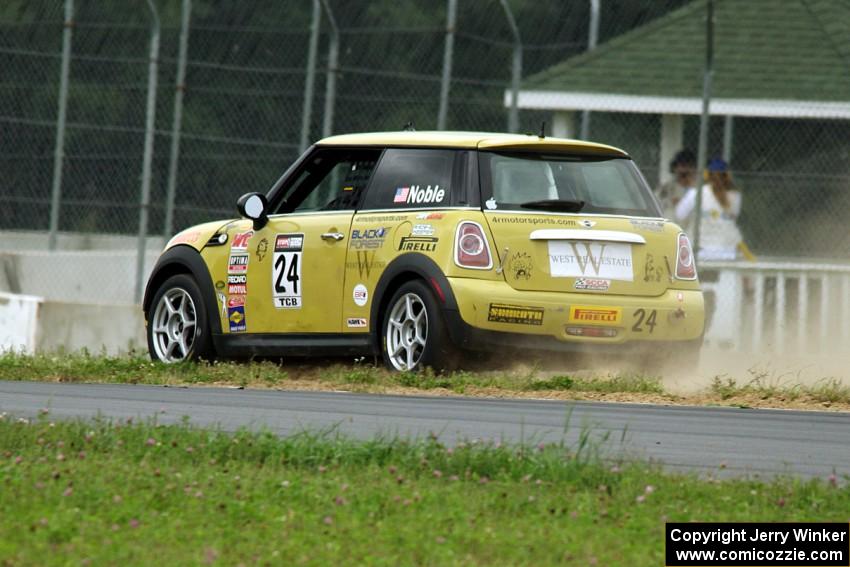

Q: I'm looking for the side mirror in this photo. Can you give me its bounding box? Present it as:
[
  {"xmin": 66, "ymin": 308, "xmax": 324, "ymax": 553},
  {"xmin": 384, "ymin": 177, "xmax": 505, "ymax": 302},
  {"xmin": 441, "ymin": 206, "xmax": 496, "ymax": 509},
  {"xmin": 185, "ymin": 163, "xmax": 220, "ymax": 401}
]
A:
[{"xmin": 236, "ymin": 192, "xmax": 269, "ymax": 230}]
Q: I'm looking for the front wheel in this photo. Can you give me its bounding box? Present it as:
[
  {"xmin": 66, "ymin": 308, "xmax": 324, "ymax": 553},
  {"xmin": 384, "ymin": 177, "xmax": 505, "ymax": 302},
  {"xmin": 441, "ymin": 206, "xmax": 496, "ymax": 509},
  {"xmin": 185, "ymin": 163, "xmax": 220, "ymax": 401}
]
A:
[
  {"xmin": 147, "ymin": 274, "xmax": 214, "ymax": 363},
  {"xmin": 381, "ymin": 280, "xmax": 459, "ymax": 372}
]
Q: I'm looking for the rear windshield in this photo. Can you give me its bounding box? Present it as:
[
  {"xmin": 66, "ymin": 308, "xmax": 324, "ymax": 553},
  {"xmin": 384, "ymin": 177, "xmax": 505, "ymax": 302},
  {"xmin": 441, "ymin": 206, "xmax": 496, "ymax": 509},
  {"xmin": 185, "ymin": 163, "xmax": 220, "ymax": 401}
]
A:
[{"xmin": 479, "ymin": 152, "xmax": 660, "ymax": 217}]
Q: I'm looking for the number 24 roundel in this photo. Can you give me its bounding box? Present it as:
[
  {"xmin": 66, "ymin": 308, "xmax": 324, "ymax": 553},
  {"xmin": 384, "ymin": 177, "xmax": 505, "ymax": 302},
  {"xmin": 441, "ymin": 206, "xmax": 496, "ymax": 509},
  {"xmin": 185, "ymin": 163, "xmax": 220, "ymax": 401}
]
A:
[{"xmin": 272, "ymin": 233, "xmax": 303, "ymax": 309}]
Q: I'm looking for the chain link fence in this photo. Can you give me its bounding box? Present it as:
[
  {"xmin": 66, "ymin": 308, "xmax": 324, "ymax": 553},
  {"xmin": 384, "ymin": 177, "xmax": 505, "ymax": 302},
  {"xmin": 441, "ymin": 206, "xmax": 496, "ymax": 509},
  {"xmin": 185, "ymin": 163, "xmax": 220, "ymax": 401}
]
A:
[{"xmin": 1, "ymin": 0, "xmax": 848, "ymax": 311}]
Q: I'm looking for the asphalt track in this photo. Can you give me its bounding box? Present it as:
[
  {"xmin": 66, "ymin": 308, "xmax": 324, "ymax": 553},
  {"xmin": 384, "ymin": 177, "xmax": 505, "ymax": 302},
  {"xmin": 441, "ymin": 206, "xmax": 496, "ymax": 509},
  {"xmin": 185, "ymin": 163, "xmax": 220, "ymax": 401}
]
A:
[{"xmin": 1, "ymin": 380, "xmax": 848, "ymax": 479}]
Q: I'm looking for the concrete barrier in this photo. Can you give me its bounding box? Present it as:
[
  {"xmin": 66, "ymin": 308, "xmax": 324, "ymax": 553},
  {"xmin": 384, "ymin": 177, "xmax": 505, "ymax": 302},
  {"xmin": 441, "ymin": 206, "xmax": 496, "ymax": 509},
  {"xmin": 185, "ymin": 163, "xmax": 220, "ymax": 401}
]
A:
[
  {"xmin": 37, "ymin": 300, "xmax": 146, "ymax": 354},
  {"xmin": 0, "ymin": 291, "xmax": 41, "ymax": 353}
]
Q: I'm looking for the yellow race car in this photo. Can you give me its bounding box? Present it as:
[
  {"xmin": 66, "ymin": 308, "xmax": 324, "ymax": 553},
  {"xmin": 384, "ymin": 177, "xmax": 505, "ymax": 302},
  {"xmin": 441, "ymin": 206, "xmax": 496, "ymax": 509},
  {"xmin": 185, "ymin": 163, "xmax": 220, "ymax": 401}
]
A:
[{"xmin": 143, "ymin": 131, "xmax": 704, "ymax": 371}]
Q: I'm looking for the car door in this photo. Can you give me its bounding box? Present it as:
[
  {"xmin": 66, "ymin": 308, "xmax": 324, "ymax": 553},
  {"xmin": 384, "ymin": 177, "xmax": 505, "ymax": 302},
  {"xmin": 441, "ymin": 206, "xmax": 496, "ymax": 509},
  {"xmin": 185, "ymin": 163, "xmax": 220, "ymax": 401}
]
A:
[{"xmin": 236, "ymin": 147, "xmax": 382, "ymax": 335}]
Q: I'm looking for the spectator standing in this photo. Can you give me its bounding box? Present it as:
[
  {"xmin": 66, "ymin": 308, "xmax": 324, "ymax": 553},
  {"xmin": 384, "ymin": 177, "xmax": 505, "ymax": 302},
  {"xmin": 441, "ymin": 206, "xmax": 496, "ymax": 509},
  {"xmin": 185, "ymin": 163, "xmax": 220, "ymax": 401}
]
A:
[
  {"xmin": 675, "ymin": 157, "xmax": 743, "ymax": 260},
  {"xmin": 655, "ymin": 149, "xmax": 697, "ymax": 219}
]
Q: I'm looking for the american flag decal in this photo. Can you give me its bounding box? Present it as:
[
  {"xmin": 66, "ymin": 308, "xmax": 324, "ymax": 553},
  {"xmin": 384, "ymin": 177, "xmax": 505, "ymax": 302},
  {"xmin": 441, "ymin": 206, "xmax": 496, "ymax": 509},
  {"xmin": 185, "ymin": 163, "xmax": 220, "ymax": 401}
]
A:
[{"xmin": 393, "ymin": 187, "xmax": 410, "ymax": 203}]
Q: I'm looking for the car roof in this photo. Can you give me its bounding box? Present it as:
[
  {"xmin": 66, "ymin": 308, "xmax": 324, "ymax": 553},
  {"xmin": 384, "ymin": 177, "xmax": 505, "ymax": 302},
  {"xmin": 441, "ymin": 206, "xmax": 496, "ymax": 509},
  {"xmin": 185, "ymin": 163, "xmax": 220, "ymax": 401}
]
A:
[{"xmin": 315, "ymin": 131, "xmax": 629, "ymax": 157}]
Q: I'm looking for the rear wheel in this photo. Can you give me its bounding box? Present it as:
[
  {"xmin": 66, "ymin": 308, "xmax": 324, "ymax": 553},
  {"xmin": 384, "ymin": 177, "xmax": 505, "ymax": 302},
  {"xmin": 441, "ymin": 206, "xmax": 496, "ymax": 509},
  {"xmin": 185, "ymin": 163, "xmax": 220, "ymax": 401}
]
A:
[
  {"xmin": 147, "ymin": 274, "xmax": 214, "ymax": 362},
  {"xmin": 381, "ymin": 280, "xmax": 459, "ymax": 372}
]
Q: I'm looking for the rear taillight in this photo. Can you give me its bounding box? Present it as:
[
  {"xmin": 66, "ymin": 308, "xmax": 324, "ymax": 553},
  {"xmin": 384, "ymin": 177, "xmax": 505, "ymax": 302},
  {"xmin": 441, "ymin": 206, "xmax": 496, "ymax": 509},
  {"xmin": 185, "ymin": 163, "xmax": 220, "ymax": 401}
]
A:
[
  {"xmin": 454, "ymin": 221, "xmax": 492, "ymax": 269},
  {"xmin": 675, "ymin": 232, "xmax": 697, "ymax": 280}
]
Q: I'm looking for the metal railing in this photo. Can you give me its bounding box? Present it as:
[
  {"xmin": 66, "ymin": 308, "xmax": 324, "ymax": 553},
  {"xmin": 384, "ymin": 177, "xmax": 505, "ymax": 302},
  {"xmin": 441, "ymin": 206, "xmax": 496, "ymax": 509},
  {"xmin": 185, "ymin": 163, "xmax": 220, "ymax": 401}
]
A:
[{"xmin": 701, "ymin": 259, "xmax": 850, "ymax": 354}]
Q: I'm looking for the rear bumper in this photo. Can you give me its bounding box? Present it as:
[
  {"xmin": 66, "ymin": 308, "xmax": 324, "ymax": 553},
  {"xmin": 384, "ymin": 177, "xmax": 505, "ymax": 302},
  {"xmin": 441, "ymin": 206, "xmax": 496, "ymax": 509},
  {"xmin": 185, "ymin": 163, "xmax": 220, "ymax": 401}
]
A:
[{"xmin": 444, "ymin": 277, "xmax": 704, "ymax": 352}]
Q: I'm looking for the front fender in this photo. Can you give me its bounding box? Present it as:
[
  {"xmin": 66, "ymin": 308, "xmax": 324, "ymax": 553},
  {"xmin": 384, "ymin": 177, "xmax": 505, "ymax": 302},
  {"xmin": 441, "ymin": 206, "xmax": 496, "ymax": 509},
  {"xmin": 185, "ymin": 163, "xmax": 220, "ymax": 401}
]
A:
[{"xmin": 142, "ymin": 245, "xmax": 221, "ymax": 335}]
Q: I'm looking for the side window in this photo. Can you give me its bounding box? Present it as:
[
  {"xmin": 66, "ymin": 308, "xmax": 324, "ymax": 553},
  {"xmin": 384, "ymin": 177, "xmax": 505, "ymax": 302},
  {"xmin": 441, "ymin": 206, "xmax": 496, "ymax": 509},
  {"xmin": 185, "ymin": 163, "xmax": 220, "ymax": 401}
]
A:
[
  {"xmin": 272, "ymin": 149, "xmax": 380, "ymax": 214},
  {"xmin": 360, "ymin": 149, "xmax": 458, "ymax": 210}
]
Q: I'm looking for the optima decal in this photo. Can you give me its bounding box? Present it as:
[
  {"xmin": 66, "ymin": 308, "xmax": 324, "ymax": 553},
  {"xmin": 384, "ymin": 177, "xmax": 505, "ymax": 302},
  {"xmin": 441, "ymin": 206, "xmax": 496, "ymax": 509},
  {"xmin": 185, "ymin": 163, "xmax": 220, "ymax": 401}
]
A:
[
  {"xmin": 398, "ymin": 236, "xmax": 438, "ymax": 252},
  {"xmin": 487, "ymin": 303, "xmax": 544, "ymax": 326},
  {"xmin": 393, "ymin": 185, "xmax": 445, "ymax": 205},
  {"xmin": 228, "ymin": 253, "xmax": 249, "ymax": 275},
  {"xmin": 568, "ymin": 305, "xmax": 622, "ymax": 326}
]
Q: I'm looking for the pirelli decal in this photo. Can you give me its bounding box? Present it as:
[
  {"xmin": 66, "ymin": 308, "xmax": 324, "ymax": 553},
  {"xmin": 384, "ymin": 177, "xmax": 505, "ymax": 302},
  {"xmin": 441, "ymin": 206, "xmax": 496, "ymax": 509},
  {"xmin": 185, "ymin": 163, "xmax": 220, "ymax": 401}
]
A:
[
  {"xmin": 568, "ymin": 305, "xmax": 622, "ymax": 326},
  {"xmin": 487, "ymin": 303, "xmax": 544, "ymax": 326}
]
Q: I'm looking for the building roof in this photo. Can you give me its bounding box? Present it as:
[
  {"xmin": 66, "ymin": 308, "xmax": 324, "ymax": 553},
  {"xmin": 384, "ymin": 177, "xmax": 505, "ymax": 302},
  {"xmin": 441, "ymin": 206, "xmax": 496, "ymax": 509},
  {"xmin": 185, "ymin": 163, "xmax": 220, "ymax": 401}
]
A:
[
  {"xmin": 317, "ymin": 131, "xmax": 628, "ymax": 156},
  {"xmin": 514, "ymin": 0, "xmax": 850, "ymax": 118}
]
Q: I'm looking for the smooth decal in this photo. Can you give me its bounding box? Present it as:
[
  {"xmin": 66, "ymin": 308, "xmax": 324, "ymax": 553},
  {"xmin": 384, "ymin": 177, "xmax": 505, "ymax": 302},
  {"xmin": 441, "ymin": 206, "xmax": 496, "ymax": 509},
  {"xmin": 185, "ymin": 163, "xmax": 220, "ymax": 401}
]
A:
[
  {"xmin": 256, "ymin": 237, "xmax": 269, "ymax": 262},
  {"xmin": 416, "ymin": 212, "xmax": 444, "ymax": 220},
  {"xmin": 228, "ymin": 305, "xmax": 246, "ymax": 333},
  {"xmin": 398, "ymin": 236, "xmax": 437, "ymax": 252},
  {"xmin": 548, "ymin": 241, "xmax": 633, "ymax": 281},
  {"xmin": 507, "ymin": 251, "xmax": 533, "ymax": 280},
  {"xmin": 353, "ymin": 284, "xmax": 369, "ymax": 307},
  {"xmin": 170, "ymin": 231, "xmax": 200, "ymax": 246},
  {"xmin": 568, "ymin": 305, "xmax": 622, "ymax": 326},
  {"xmin": 411, "ymin": 223, "xmax": 435, "ymax": 237},
  {"xmin": 346, "ymin": 251, "xmax": 386, "ymax": 279},
  {"xmin": 393, "ymin": 185, "xmax": 445, "ymax": 205},
  {"xmin": 643, "ymin": 253, "xmax": 664, "ymax": 283},
  {"xmin": 350, "ymin": 227, "xmax": 388, "ymax": 249},
  {"xmin": 487, "ymin": 303, "xmax": 544, "ymax": 326},
  {"xmin": 272, "ymin": 233, "xmax": 303, "ymax": 309},
  {"xmin": 630, "ymin": 219, "xmax": 665, "ymax": 233},
  {"xmin": 231, "ymin": 230, "xmax": 253, "ymax": 250},
  {"xmin": 228, "ymin": 274, "xmax": 248, "ymax": 295}
]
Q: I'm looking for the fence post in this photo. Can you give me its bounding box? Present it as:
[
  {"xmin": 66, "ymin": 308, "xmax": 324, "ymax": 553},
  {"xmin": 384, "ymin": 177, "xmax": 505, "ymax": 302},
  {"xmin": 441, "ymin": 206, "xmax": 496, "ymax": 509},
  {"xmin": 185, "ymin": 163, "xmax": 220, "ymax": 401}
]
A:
[
  {"xmin": 163, "ymin": 0, "xmax": 192, "ymax": 238},
  {"xmin": 320, "ymin": 0, "xmax": 338, "ymax": 138},
  {"xmin": 135, "ymin": 0, "xmax": 161, "ymax": 304},
  {"xmin": 499, "ymin": 0, "xmax": 521, "ymax": 133},
  {"xmin": 693, "ymin": 0, "xmax": 714, "ymax": 258},
  {"xmin": 299, "ymin": 0, "xmax": 321, "ymax": 153},
  {"xmin": 579, "ymin": 0, "xmax": 600, "ymax": 140},
  {"xmin": 47, "ymin": 0, "xmax": 74, "ymax": 251},
  {"xmin": 437, "ymin": 0, "xmax": 457, "ymax": 130}
]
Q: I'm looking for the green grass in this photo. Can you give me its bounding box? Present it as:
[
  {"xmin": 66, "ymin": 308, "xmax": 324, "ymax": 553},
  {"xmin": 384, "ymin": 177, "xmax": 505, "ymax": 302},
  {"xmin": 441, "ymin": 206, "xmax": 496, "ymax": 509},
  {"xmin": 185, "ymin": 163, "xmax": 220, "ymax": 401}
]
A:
[
  {"xmin": 0, "ymin": 351, "xmax": 664, "ymax": 396},
  {"xmin": 0, "ymin": 416, "xmax": 847, "ymax": 565},
  {"xmin": 709, "ymin": 369, "xmax": 850, "ymax": 404}
]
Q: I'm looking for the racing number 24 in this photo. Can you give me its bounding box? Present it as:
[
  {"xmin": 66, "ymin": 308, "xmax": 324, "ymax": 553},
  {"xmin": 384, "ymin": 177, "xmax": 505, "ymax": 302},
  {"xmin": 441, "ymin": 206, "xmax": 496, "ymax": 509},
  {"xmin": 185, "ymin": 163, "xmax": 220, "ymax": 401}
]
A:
[
  {"xmin": 274, "ymin": 254, "xmax": 300, "ymax": 295},
  {"xmin": 632, "ymin": 308, "xmax": 657, "ymax": 333}
]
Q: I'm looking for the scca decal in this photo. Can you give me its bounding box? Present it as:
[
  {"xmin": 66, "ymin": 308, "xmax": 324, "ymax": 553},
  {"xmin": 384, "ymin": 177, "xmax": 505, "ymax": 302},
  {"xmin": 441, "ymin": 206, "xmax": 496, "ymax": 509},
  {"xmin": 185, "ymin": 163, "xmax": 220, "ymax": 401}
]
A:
[
  {"xmin": 392, "ymin": 185, "xmax": 445, "ymax": 205},
  {"xmin": 487, "ymin": 303, "xmax": 544, "ymax": 326}
]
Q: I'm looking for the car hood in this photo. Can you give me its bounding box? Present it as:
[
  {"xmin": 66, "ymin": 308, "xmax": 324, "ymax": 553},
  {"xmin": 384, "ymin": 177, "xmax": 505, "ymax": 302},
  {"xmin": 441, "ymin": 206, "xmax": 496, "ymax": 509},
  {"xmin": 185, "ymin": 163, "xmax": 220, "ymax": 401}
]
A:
[{"xmin": 164, "ymin": 219, "xmax": 237, "ymax": 252}]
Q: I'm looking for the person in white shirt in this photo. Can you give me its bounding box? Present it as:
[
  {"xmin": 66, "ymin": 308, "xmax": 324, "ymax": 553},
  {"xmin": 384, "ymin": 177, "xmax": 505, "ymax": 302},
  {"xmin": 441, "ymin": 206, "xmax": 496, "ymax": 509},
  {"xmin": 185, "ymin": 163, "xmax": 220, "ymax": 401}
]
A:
[
  {"xmin": 675, "ymin": 157, "xmax": 743, "ymax": 260},
  {"xmin": 655, "ymin": 149, "xmax": 697, "ymax": 220}
]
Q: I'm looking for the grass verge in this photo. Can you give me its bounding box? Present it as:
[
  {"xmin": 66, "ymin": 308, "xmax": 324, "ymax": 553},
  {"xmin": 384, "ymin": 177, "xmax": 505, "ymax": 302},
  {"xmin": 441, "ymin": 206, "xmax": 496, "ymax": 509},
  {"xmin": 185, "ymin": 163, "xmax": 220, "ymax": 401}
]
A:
[
  {"xmin": 2, "ymin": 352, "xmax": 850, "ymax": 410},
  {"xmin": 1, "ymin": 415, "xmax": 847, "ymax": 565}
]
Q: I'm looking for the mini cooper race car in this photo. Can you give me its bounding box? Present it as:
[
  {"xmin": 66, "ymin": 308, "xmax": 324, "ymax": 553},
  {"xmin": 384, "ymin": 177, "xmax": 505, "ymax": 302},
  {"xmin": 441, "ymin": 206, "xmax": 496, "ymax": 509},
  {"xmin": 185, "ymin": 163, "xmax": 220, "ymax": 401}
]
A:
[{"xmin": 144, "ymin": 131, "xmax": 704, "ymax": 371}]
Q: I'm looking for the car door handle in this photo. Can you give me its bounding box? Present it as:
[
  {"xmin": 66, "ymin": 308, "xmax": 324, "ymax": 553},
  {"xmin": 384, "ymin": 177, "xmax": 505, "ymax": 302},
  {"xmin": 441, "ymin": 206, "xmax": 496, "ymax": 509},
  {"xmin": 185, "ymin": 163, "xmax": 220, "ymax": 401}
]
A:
[{"xmin": 321, "ymin": 232, "xmax": 345, "ymax": 241}]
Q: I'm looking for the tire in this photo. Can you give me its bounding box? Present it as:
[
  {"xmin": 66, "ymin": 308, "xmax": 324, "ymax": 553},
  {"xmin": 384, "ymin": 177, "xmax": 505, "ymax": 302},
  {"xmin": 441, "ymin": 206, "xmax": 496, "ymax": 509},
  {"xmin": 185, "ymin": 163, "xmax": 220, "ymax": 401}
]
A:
[
  {"xmin": 146, "ymin": 274, "xmax": 215, "ymax": 363},
  {"xmin": 380, "ymin": 279, "xmax": 459, "ymax": 372}
]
